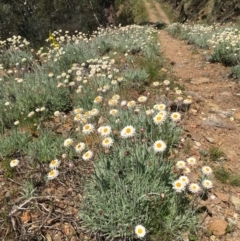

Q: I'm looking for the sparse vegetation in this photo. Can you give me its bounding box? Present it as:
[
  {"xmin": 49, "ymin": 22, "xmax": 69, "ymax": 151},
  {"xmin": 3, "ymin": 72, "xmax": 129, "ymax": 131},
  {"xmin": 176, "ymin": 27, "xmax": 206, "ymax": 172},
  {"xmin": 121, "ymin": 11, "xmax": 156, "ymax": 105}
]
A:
[
  {"xmin": 209, "ymin": 146, "xmax": 225, "ymax": 162},
  {"xmin": 214, "ymin": 166, "xmax": 240, "ymax": 186}
]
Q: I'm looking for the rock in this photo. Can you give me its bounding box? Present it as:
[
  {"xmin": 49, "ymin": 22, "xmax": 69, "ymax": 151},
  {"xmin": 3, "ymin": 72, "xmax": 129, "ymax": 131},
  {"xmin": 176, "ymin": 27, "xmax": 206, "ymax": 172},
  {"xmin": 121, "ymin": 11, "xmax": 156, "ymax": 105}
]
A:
[
  {"xmin": 214, "ymin": 192, "xmax": 230, "ymax": 202},
  {"xmin": 234, "ymin": 112, "xmax": 240, "ymax": 120},
  {"xmin": 194, "ymin": 141, "xmax": 201, "ymax": 147},
  {"xmin": 189, "ymin": 108, "xmax": 198, "ymax": 115},
  {"xmin": 202, "ymin": 115, "xmax": 235, "ymax": 129},
  {"xmin": 205, "ymin": 136, "xmax": 215, "ymax": 143},
  {"xmin": 207, "ymin": 102, "xmax": 221, "ymax": 111},
  {"xmin": 220, "ymin": 91, "xmax": 231, "ymax": 96},
  {"xmin": 227, "ymin": 217, "xmax": 237, "ymax": 225},
  {"xmin": 191, "ymin": 77, "xmax": 210, "ymax": 85},
  {"xmin": 191, "ymin": 133, "xmax": 202, "ymax": 142},
  {"xmin": 226, "ymin": 238, "xmax": 236, "ymax": 241},
  {"xmin": 211, "ymin": 197, "xmax": 221, "ymax": 205},
  {"xmin": 230, "ymin": 196, "xmax": 240, "ymax": 211},
  {"xmin": 208, "ymin": 219, "xmax": 228, "ymax": 236}
]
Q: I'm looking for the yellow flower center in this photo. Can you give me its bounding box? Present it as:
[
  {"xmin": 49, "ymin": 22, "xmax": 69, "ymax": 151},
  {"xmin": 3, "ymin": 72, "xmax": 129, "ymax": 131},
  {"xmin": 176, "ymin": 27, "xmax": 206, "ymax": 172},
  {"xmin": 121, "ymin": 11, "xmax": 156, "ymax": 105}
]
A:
[
  {"xmin": 157, "ymin": 143, "xmax": 162, "ymax": 148},
  {"xmin": 49, "ymin": 170, "xmax": 55, "ymax": 176},
  {"xmin": 137, "ymin": 228, "xmax": 143, "ymax": 234},
  {"xmin": 85, "ymin": 125, "xmax": 90, "ymax": 130},
  {"xmin": 103, "ymin": 128, "xmax": 108, "ymax": 133},
  {"xmin": 176, "ymin": 182, "xmax": 182, "ymax": 187},
  {"xmin": 126, "ymin": 128, "xmax": 131, "ymax": 133},
  {"xmin": 173, "ymin": 114, "xmax": 178, "ymax": 118},
  {"xmin": 51, "ymin": 160, "xmax": 56, "ymax": 165},
  {"xmin": 157, "ymin": 116, "xmax": 162, "ymax": 121}
]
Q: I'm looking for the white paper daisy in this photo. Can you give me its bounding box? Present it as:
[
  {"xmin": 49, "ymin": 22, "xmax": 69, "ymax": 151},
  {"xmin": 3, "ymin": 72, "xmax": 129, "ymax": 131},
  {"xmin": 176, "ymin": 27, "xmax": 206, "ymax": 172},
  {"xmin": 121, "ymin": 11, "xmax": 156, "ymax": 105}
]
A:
[
  {"xmin": 120, "ymin": 125, "xmax": 136, "ymax": 138},
  {"xmin": 153, "ymin": 140, "xmax": 167, "ymax": 153},
  {"xmin": 135, "ymin": 224, "xmax": 146, "ymax": 238}
]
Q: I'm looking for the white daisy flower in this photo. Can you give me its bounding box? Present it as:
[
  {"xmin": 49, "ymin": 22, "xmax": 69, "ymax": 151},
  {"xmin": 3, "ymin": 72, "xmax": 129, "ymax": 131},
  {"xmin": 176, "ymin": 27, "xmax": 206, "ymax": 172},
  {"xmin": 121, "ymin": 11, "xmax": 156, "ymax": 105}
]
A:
[
  {"xmin": 64, "ymin": 138, "xmax": 73, "ymax": 147},
  {"xmin": 82, "ymin": 123, "xmax": 94, "ymax": 135},
  {"xmin": 188, "ymin": 183, "xmax": 201, "ymax": 194},
  {"xmin": 163, "ymin": 79, "xmax": 170, "ymax": 85},
  {"xmin": 84, "ymin": 111, "xmax": 91, "ymax": 119},
  {"xmin": 202, "ymin": 166, "xmax": 213, "ymax": 176},
  {"xmin": 73, "ymin": 108, "xmax": 84, "ymax": 114},
  {"xmin": 175, "ymin": 89, "xmax": 182, "ymax": 95},
  {"xmin": 108, "ymin": 99, "xmax": 118, "ymax": 107},
  {"xmin": 109, "ymin": 109, "xmax": 118, "ymax": 116},
  {"xmin": 99, "ymin": 125, "xmax": 112, "ymax": 137},
  {"xmin": 112, "ymin": 94, "xmax": 120, "ymax": 100},
  {"xmin": 54, "ymin": 111, "xmax": 61, "ymax": 117},
  {"xmin": 179, "ymin": 176, "xmax": 190, "ymax": 186},
  {"xmin": 176, "ymin": 160, "xmax": 186, "ymax": 169},
  {"xmin": 172, "ymin": 179, "xmax": 185, "ymax": 193},
  {"xmin": 170, "ymin": 112, "xmax": 181, "ymax": 122},
  {"xmin": 202, "ymin": 179, "xmax": 213, "ymax": 189},
  {"xmin": 135, "ymin": 225, "xmax": 146, "ymax": 238},
  {"xmin": 152, "ymin": 81, "xmax": 160, "ymax": 87},
  {"xmin": 75, "ymin": 142, "xmax": 86, "ymax": 153},
  {"xmin": 91, "ymin": 108, "xmax": 99, "ymax": 117},
  {"xmin": 127, "ymin": 100, "xmax": 136, "ymax": 109},
  {"xmin": 94, "ymin": 96, "xmax": 103, "ymax": 104},
  {"xmin": 82, "ymin": 150, "xmax": 93, "ymax": 161},
  {"xmin": 153, "ymin": 103, "xmax": 166, "ymax": 111},
  {"xmin": 14, "ymin": 120, "xmax": 19, "ymax": 126},
  {"xmin": 102, "ymin": 137, "xmax": 114, "ymax": 148},
  {"xmin": 146, "ymin": 109, "xmax": 154, "ymax": 116},
  {"xmin": 183, "ymin": 97, "xmax": 192, "ymax": 104},
  {"xmin": 153, "ymin": 140, "xmax": 167, "ymax": 153},
  {"xmin": 153, "ymin": 114, "xmax": 166, "ymax": 125},
  {"xmin": 138, "ymin": 96, "xmax": 148, "ymax": 103},
  {"xmin": 74, "ymin": 113, "xmax": 83, "ymax": 122},
  {"xmin": 186, "ymin": 157, "xmax": 197, "ymax": 166},
  {"xmin": 120, "ymin": 125, "xmax": 136, "ymax": 138},
  {"xmin": 10, "ymin": 159, "xmax": 20, "ymax": 167},
  {"xmin": 120, "ymin": 100, "xmax": 127, "ymax": 106},
  {"xmin": 47, "ymin": 169, "xmax": 59, "ymax": 180},
  {"xmin": 49, "ymin": 159, "xmax": 61, "ymax": 169},
  {"xmin": 183, "ymin": 167, "xmax": 191, "ymax": 175}
]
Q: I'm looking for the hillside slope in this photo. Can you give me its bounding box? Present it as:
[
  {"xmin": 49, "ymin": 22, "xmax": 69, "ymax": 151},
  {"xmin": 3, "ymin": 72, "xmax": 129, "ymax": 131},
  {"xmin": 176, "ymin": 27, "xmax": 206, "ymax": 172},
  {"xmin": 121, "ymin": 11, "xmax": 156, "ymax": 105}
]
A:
[{"xmin": 162, "ymin": 0, "xmax": 240, "ymax": 23}]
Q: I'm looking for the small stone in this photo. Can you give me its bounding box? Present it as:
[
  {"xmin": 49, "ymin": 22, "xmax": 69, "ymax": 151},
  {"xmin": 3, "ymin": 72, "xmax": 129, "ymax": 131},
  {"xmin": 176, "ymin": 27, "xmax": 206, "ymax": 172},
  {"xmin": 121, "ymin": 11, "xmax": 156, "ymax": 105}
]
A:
[
  {"xmin": 214, "ymin": 192, "xmax": 230, "ymax": 202},
  {"xmin": 191, "ymin": 77, "xmax": 210, "ymax": 85},
  {"xmin": 190, "ymin": 109, "xmax": 197, "ymax": 115},
  {"xmin": 230, "ymin": 196, "xmax": 240, "ymax": 211},
  {"xmin": 220, "ymin": 91, "xmax": 231, "ymax": 96},
  {"xmin": 234, "ymin": 112, "xmax": 240, "ymax": 120},
  {"xmin": 208, "ymin": 219, "xmax": 228, "ymax": 236},
  {"xmin": 205, "ymin": 136, "xmax": 215, "ymax": 143},
  {"xmin": 227, "ymin": 217, "xmax": 237, "ymax": 225},
  {"xmin": 210, "ymin": 235, "xmax": 216, "ymax": 241},
  {"xmin": 195, "ymin": 141, "xmax": 201, "ymax": 147}
]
